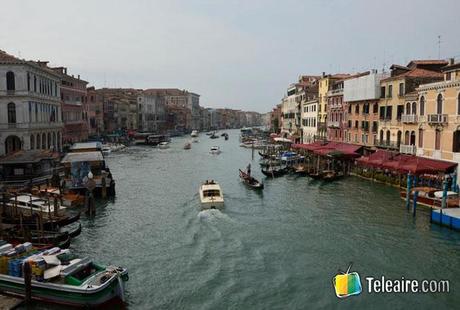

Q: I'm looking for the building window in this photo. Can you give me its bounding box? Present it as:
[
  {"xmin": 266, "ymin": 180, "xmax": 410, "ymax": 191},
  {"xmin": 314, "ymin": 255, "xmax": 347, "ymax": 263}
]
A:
[
  {"xmin": 446, "ymin": 72, "xmax": 452, "ymax": 81},
  {"xmin": 386, "ymin": 106, "xmax": 393, "ymax": 120},
  {"xmin": 420, "ymin": 96, "xmax": 425, "ymax": 116},
  {"xmin": 457, "ymin": 93, "xmax": 460, "ymax": 115},
  {"xmin": 436, "ymin": 94, "xmax": 443, "ymax": 114},
  {"xmin": 33, "ymin": 76, "xmax": 37, "ymax": 92},
  {"xmin": 418, "ymin": 129, "xmax": 423, "ymax": 148},
  {"xmin": 396, "ymin": 105, "xmax": 403, "ymax": 120},
  {"xmin": 411, "ymin": 102, "xmax": 416, "ymax": 115},
  {"xmin": 388, "ymin": 85, "xmax": 393, "ymax": 98},
  {"xmin": 435, "ymin": 129, "xmax": 441, "ymax": 150},
  {"xmin": 405, "ymin": 102, "xmax": 411, "ymax": 114},
  {"xmin": 355, "ymin": 104, "xmax": 359, "ymax": 114},
  {"xmin": 27, "ymin": 73, "xmax": 30, "ymax": 91},
  {"xmin": 453, "ymin": 130, "xmax": 460, "ymax": 152},
  {"xmin": 30, "ymin": 135, "xmax": 35, "ymax": 149},
  {"xmin": 7, "ymin": 102, "xmax": 16, "ymax": 123},
  {"xmin": 6, "ymin": 71, "xmax": 15, "ymax": 91},
  {"xmin": 386, "ymin": 130, "xmax": 391, "ymax": 143},
  {"xmin": 379, "ymin": 106, "xmax": 385, "ymax": 120},
  {"xmin": 373, "ymin": 103, "xmax": 378, "ymax": 114},
  {"xmin": 380, "ymin": 86, "xmax": 385, "ymax": 98},
  {"xmin": 399, "ymin": 83, "xmax": 404, "ymax": 96}
]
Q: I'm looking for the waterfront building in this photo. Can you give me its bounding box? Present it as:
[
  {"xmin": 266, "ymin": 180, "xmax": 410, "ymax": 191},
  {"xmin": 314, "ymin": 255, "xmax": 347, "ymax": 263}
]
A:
[
  {"xmin": 281, "ymin": 76, "xmax": 319, "ymax": 142},
  {"xmin": 138, "ymin": 90, "xmax": 167, "ymax": 132},
  {"xmin": 51, "ymin": 67, "xmax": 88, "ymax": 144},
  {"xmin": 86, "ymin": 86, "xmax": 104, "ymax": 136},
  {"xmin": 417, "ymin": 59, "xmax": 460, "ymax": 179},
  {"xmin": 0, "ymin": 50, "xmax": 63, "ymax": 156},
  {"xmin": 327, "ymin": 79, "xmax": 346, "ymax": 142},
  {"xmin": 344, "ymin": 70, "xmax": 388, "ymax": 147},
  {"xmin": 95, "ymin": 88, "xmax": 140, "ymax": 133},
  {"xmin": 318, "ymin": 73, "xmax": 349, "ymax": 139},
  {"xmin": 301, "ymin": 98, "xmax": 319, "ymax": 143},
  {"xmin": 377, "ymin": 60, "xmax": 447, "ymax": 151},
  {"xmin": 399, "ymin": 91, "xmax": 419, "ymax": 154},
  {"xmin": 270, "ymin": 104, "xmax": 281, "ymax": 133}
]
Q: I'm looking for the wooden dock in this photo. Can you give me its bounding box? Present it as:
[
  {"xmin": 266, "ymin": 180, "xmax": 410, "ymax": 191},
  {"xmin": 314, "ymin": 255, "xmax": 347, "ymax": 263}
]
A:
[{"xmin": 0, "ymin": 294, "xmax": 23, "ymax": 310}]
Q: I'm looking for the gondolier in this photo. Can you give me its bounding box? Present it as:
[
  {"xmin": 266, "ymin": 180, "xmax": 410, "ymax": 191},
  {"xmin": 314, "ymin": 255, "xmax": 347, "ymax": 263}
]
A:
[{"xmin": 247, "ymin": 163, "xmax": 251, "ymax": 176}]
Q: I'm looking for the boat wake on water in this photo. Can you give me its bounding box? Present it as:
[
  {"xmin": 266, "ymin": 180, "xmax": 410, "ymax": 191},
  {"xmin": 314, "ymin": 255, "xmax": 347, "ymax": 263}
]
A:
[{"xmin": 197, "ymin": 209, "xmax": 232, "ymax": 222}]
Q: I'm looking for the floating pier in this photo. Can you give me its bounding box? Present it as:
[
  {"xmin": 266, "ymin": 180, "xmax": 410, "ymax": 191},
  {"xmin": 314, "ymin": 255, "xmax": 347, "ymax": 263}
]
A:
[{"xmin": 431, "ymin": 208, "xmax": 460, "ymax": 230}]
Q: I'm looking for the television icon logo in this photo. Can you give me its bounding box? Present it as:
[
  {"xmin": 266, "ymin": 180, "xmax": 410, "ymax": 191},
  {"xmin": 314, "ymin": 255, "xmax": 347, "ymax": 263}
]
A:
[{"xmin": 333, "ymin": 263, "xmax": 362, "ymax": 299}]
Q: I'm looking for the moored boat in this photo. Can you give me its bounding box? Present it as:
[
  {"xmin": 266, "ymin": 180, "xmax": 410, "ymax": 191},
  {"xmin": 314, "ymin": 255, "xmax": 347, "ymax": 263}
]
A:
[
  {"xmin": 0, "ymin": 245, "xmax": 128, "ymax": 307},
  {"xmin": 261, "ymin": 166, "xmax": 288, "ymax": 177},
  {"xmin": 239, "ymin": 170, "xmax": 264, "ymax": 189},
  {"xmin": 191, "ymin": 130, "xmax": 199, "ymax": 137},
  {"xmin": 199, "ymin": 180, "xmax": 224, "ymax": 209},
  {"xmin": 184, "ymin": 142, "xmax": 192, "ymax": 150},
  {"xmin": 400, "ymin": 187, "xmax": 460, "ymax": 208}
]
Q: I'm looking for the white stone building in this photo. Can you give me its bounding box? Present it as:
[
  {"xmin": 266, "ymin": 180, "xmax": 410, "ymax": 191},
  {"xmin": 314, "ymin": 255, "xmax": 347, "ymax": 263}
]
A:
[
  {"xmin": 0, "ymin": 50, "xmax": 63, "ymax": 156},
  {"xmin": 301, "ymin": 98, "xmax": 319, "ymax": 143},
  {"xmin": 137, "ymin": 91, "xmax": 166, "ymax": 132}
]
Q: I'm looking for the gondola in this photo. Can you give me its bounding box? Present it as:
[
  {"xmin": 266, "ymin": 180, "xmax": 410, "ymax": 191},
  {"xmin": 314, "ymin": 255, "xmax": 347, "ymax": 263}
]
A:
[
  {"xmin": 239, "ymin": 170, "xmax": 264, "ymax": 189},
  {"xmin": 258, "ymin": 151, "xmax": 271, "ymax": 159},
  {"xmin": 261, "ymin": 167, "xmax": 288, "ymax": 177},
  {"xmin": 293, "ymin": 165, "xmax": 308, "ymax": 176}
]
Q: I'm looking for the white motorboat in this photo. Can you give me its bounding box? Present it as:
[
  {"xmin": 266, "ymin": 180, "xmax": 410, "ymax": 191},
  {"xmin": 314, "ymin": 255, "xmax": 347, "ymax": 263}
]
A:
[
  {"xmin": 6, "ymin": 195, "xmax": 66, "ymax": 218},
  {"xmin": 191, "ymin": 130, "xmax": 199, "ymax": 137},
  {"xmin": 199, "ymin": 180, "xmax": 224, "ymax": 209},
  {"xmin": 158, "ymin": 142, "xmax": 170, "ymax": 149},
  {"xmin": 209, "ymin": 146, "xmax": 221, "ymax": 155}
]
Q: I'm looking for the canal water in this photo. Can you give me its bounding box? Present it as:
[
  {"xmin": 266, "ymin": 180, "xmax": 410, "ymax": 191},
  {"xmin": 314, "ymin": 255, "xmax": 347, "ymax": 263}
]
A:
[{"xmin": 53, "ymin": 130, "xmax": 460, "ymax": 309}]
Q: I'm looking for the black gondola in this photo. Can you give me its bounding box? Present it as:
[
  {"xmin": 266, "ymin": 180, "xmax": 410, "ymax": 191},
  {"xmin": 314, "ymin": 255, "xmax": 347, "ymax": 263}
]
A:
[
  {"xmin": 261, "ymin": 167, "xmax": 288, "ymax": 177},
  {"xmin": 239, "ymin": 169, "xmax": 264, "ymax": 189},
  {"xmin": 258, "ymin": 151, "xmax": 271, "ymax": 159}
]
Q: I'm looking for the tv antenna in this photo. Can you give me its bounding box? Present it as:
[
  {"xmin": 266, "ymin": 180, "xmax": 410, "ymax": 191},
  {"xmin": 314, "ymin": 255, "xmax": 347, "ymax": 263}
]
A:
[{"xmin": 438, "ymin": 35, "xmax": 441, "ymax": 59}]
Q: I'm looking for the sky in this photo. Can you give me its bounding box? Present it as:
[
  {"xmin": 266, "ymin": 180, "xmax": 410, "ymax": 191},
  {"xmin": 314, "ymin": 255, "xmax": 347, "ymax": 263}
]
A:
[{"xmin": 1, "ymin": 0, "xmax": 460, "ymax": 113}]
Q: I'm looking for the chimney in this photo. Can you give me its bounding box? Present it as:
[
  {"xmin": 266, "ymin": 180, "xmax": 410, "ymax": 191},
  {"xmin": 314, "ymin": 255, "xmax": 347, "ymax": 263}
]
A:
[
  {"xmin": 78, "ymin": 74, "xmax": 80, "ymax": 80},
  {"xmin": 449, "ymin": 58, "xmax": 455, "ymax": 65},
  {"xmin": 322, "ymin": 72, "xmax": 325, "ymax": 78},
  {"xmin": 64, "ymin": 68, "xmax": 67, "ymax": 75}
]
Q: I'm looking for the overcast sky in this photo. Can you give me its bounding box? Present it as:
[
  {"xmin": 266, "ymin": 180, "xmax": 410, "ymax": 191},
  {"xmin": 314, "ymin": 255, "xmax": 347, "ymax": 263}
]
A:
[{"xmin": 1, "ymin": 0, "xmax": 459, "ymax": 113}]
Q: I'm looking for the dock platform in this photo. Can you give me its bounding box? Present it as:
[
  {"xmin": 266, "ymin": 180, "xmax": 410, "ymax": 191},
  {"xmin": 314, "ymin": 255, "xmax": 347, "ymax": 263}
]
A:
[
  {"xmin": 431, "ymin": 208, "xmax": 460, "ymax": 230},
  {"xmin": 0, "ymin": 294, "xmax": 23, "ymax": 310}
]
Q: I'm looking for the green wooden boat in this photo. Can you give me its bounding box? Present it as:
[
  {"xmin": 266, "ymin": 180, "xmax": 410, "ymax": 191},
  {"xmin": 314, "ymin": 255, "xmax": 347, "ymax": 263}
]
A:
[{"xmin": 0, "ymin": 246, "xmax": 128, "ymax": 307}]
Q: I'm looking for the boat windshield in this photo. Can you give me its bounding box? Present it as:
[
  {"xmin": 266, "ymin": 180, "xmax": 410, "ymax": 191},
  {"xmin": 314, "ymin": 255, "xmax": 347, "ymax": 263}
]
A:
[{"xmin": 203, "ymin": 190, "xmax": 220, "ymax": 197}]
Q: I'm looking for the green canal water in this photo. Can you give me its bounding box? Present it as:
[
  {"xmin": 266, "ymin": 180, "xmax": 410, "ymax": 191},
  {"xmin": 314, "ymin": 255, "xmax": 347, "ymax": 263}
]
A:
[{"xmin": 45, "ymin": 130, "xmax": 460, "ymax": 309}]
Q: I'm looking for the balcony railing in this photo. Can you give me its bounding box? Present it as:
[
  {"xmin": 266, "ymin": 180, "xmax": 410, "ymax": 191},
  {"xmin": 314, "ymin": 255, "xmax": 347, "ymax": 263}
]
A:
[
  {"xmin": 327, "ymin": 121, "xmax": 340, "ymax": 128},
  {"xmin": 401, "ymin": 114, "xmax": 417, "ymax": 123},
  {"xmin": 375, "ymin": 139, "xmax": 399, "ymax": 150},
  {"xmin": 400, "ymin": 144, "xmax": 416, "ymax": 155},
  {"xmin": 428, "ymin": 114, "xmax": 448, "ymax": 124}
]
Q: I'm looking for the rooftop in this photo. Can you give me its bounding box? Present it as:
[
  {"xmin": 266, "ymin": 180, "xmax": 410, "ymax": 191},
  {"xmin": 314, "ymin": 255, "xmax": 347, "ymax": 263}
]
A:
[
  {"xmin": 61, "ymin": 151, "xmax": 104, "ymax": 163},
  {"xmin": 0, "ymin": 150, "xmax": 60, "ymax": 164}
]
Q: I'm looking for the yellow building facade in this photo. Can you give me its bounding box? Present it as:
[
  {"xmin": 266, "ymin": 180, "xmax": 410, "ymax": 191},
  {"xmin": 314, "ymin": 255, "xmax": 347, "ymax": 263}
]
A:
[{"xmin": 417, "ymin": 62, "xmax": 460, "ymax": 168}]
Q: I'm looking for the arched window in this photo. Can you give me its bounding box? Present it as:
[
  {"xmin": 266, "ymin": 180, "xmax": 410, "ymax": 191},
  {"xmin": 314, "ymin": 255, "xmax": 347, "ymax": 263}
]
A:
[
  {"xmin": 41, "ymin": 133, "xmax": 46, "ymax": 149},
  {"xmin": 33, "ymin": 76, "xmax": 37, "ymax": 92},
  {"xmin": 418, "ymin": 129, "xmax": 423, "ymax": 148},
  {"xmin": 6, "ymin": 71, "xmax": 15, "ymax": 91},
  {"xmin": 457, "ymin": 93, "xmax": 460, "ymax": 115},
  {"xmin": 435, "ymin": 129, "xmax": 441, "ymax": 150},
  {"xmin": 57, "ymin": 132, "xmax": 61, "ymax": 151},
  {"xmin": 379, "ymin": 130, "xmax": 384, "ymax": 142},
  {"xmin": 47, "ymin": 133, "xmax": 51, "ymax": 149},
  {"xmin": 386, "ymin": 130, "xmax": 390, "ymax": 144},
  {"xmin": 397, "ymin": 130, "xmax": 402, "ymax": 147},
  {"xmin": 27, "ymin": 73, "xmax": 30, "ymax": 91},
  {"xmin": 412, "ymin": 102, "xmax": 417, "ymax": 115},
  {"xmin": 406, "ymin": 102, "xmax": 411, "ymax": 114},
  {"xmin": 437, "ymin": 94, "xmax": 443, "ymax": 114},
  {"xmin": 420, "ymin": 96, "xmax": 425, "ymax": 116},
  {"xmin": 410, "ymin": 131, "xmax": 416, "ymax": 145},
  {"xmin": 30, "ymin": 135, "xmax": 35, "ymax": 150},
  {"xmin": 36, "ymin": 134, "xmax": 41, "ymax": 149},
  {"xmin": 404, "ymin": 130, "xmax": 410, "ymax": 145},
  {"xmin": 7, "ymin": 103, "xmax": 16, "ymax": 123}
]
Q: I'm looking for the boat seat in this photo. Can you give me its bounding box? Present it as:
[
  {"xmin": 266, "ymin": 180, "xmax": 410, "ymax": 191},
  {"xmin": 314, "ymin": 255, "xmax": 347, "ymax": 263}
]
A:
[{"xmin": 60, "ymin": 257, "xmax": 91, "ymax": 277}]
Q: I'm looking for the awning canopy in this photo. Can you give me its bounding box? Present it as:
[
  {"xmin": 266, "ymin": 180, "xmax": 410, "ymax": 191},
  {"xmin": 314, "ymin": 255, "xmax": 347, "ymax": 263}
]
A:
[
  {"xmin": 357, "ymin": 150, "xmax": 457, "ymax": 175},
  {"xmin": 292, "ymin": 141, "xmax": 362, "ymax": 158}
]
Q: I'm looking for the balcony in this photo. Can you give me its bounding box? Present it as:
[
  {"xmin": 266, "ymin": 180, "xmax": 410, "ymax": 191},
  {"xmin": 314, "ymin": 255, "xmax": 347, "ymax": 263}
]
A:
[
  {"xmin": 428, "ymin": 114, "xmax": 448, "ymax": 124},
  {"xmin": 327, "ymin": 121, "xmax": 340, "ymax": 128},
  {"xmin": 401, "ymin": 114, "xmax": 417, "ymax": 123},
  {"xmin": 400, "ymin": 144, "xmax": 416, "ymax": 155},
  {"xmin": 375, "ymin": 139, "xmax": 399, "ymax": 150}
]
